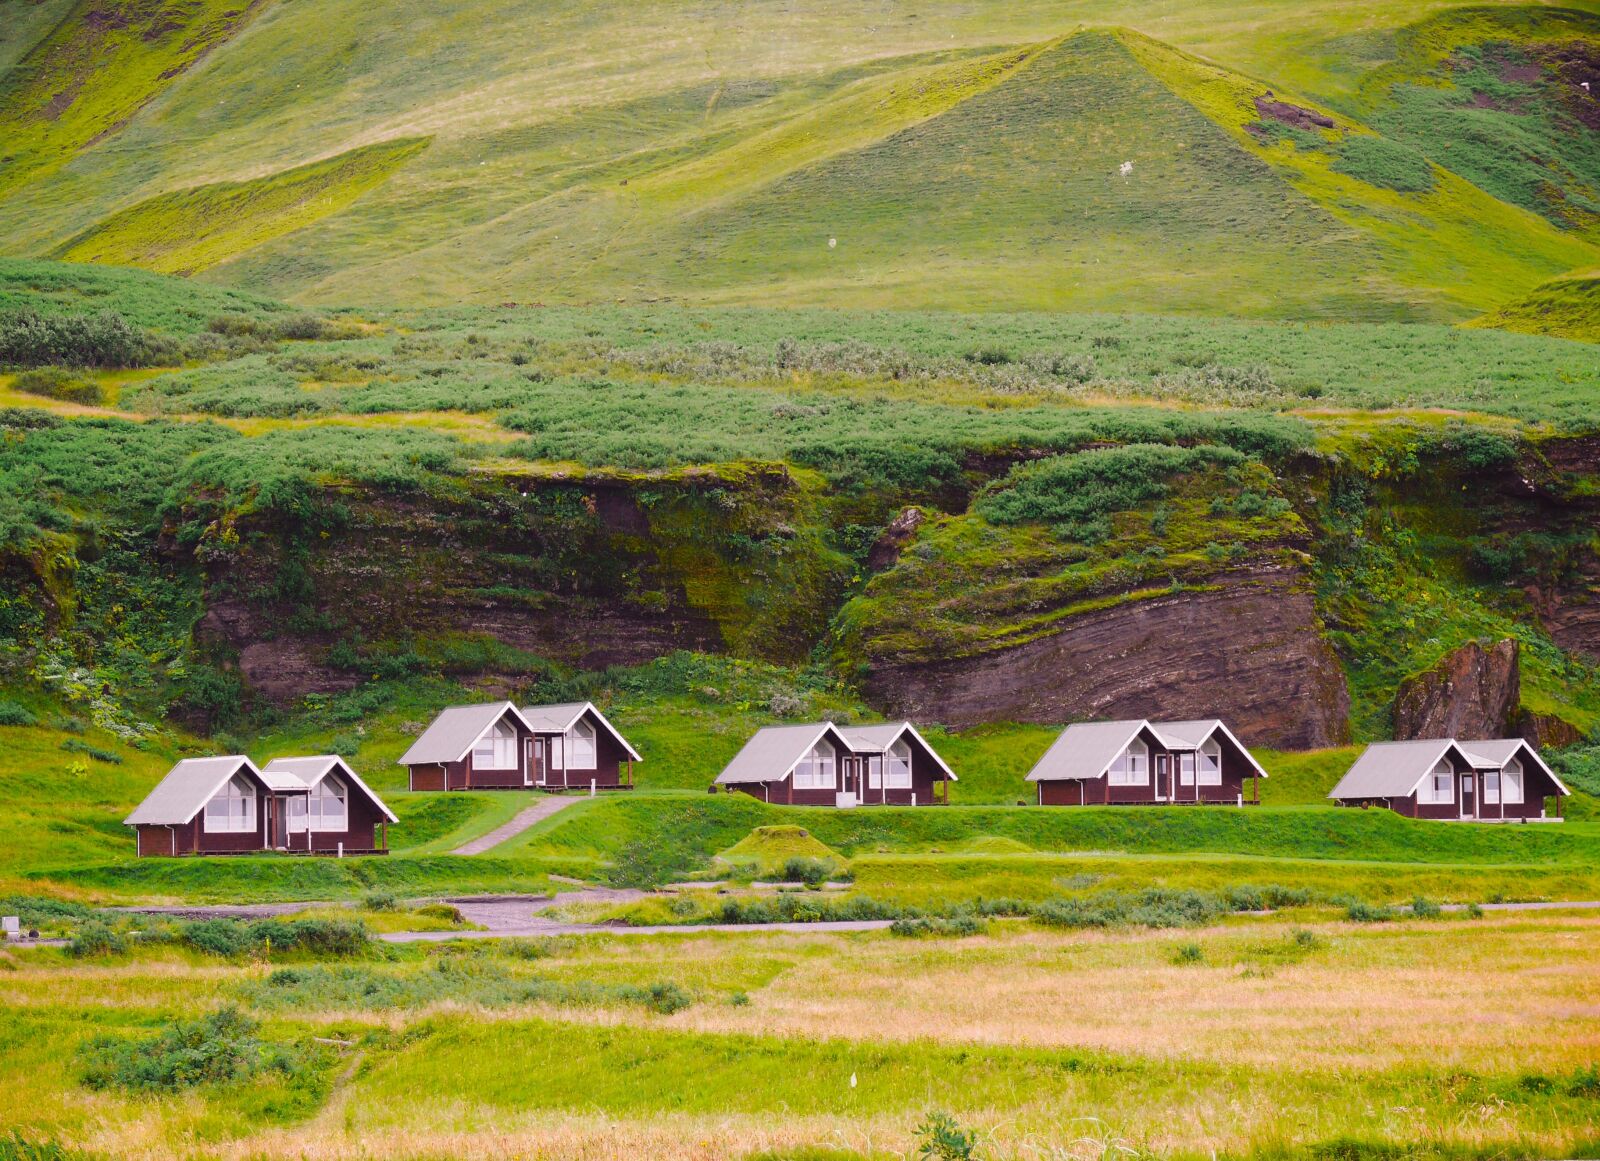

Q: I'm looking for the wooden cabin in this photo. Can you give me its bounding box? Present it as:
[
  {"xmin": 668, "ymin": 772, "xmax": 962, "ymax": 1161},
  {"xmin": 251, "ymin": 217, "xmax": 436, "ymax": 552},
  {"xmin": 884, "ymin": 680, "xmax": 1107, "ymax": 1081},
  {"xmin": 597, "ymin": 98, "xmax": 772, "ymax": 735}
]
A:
[
  {"xmin": 714, "ymin": 721, "xmax": 955, "ymax": 807},
  {"xmin": 1328, "ymin": 738, "xmax": 1568, "ymax": 821},
  {"xmin": 1027, "ymin": 719, "xmax": 1266, "ymax": 806},
  {"xmin": 398, "ymin": 701, "xmax": 640, "ymax": 791},
  {"xmin": 126, "ymin": 754, "xmax": 395, "ymax": 857},
  {"xmin": 261, "ymin": 756, "xmax": 397, "ymax": 853}
]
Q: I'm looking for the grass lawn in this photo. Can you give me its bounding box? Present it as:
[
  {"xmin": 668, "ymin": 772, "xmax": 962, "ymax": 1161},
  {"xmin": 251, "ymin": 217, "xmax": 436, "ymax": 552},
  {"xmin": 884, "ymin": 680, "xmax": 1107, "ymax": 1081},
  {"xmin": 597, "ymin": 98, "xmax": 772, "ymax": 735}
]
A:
[{"xmin": 2, "ymin": 910, "xmax": 1597, "ymax": 1158}]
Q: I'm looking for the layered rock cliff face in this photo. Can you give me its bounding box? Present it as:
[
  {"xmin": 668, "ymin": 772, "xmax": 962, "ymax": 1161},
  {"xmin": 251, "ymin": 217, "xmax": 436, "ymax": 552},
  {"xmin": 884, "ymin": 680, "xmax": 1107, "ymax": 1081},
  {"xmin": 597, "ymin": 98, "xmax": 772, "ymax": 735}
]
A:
[
  {"xmin": 861, "ymin": 565, "xmax": 1350, "ymax": 748},
  {"xmin": 1392, "ymin": 639, "xmax": 1521, "ymax": 741},
  {"xmin": 187, "ymin": 465, "xmax": 850, "ymax": 705}
]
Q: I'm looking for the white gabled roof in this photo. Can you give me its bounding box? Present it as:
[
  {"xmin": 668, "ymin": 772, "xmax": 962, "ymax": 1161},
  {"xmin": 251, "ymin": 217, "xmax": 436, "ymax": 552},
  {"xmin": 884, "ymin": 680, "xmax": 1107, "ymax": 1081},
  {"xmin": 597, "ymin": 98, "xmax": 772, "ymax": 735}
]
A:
[
  {"xmin": 1329, "ymin": 738, "xmax": 1568, "ymax": 800},
  {"xmin": 843, "ymin": 721, "xmax": 956, "ymax": 780},
  {"xmin": 715, "ymin": 722, "xmax": 850, "ymax": 785},
  {"xmin": 1153, "ymin": 719, "xmax": 1268, "ymax": 777},
  {"xmin": 397, "ymin": 702, "xmax": 531, "ymax": 767},
  {"xmin": 1458, "ymin": 738, "xmax": 1568, "ymax": 795},
  {"xmin": 263, "ymin": 755, "xmax": 399, "ymax": 822},
  {"xmin": 519, "ymin": 701, "xmax": 642, "ymax": 761},
  {"xmin": 1026, "ymin": 720, "xmax": 1150, "ymax": 782},
  {"xmin": 1328, "ymin": 739, "xmax": 1461, "ymax": 800},
  {"xmin": 125, "ymin": 756, "xmax": 263, "ymax": 826}
]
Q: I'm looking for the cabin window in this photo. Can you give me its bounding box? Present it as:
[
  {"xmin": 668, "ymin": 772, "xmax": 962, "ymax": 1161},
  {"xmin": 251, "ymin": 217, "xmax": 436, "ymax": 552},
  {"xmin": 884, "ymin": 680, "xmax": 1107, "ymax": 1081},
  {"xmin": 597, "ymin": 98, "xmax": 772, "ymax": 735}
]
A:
[
  {"xmin": 793, "ymin": 740, "xmax": 836, "ymax": 790},
  {"xmin": 1420, "ymin": 760, "xmax": 1454, "ymax": 805},
  {"xmin": 886, "ymin": 739, "xmax": 913, "ymax": 789},
  {"xmin": 865, "ymin": 755, "xmax": 884, "ymax": 789},
  {"xmin": 1176, "ymin": 752, "xmax": 1196, "ymax": 786},
  {"xmin": 310, "ymin": 776, "xmax": 348, "ymax": 832},
  {"xmin": 1108, "ymin": 739, "xmax": 1149, "ymax": 786},
  {"xmin": 472, "ymin": 719, "xmax": 518, "ymax": 769},
  {"xmin": 1199, "ymin": 740, "xmax": 1223, "ymax": 786},
  {"xmin": 566, "ymin": 719, "xmax": 597, "ymax": 770},
  {"xmin": 1501, "ymin": 758, "xmax": 1524, "ymax": 804},
  {"xmin": 203, "ymin": 775, "xmax": 256, "ymax": 833}
]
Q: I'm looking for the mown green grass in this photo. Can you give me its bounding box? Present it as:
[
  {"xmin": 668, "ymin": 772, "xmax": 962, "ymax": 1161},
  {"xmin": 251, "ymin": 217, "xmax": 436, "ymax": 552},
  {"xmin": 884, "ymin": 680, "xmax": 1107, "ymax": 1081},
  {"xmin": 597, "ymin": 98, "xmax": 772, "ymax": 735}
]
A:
[{"xmin": 513, "ymin": 794, "xmax": 1600, "ymax": 872}]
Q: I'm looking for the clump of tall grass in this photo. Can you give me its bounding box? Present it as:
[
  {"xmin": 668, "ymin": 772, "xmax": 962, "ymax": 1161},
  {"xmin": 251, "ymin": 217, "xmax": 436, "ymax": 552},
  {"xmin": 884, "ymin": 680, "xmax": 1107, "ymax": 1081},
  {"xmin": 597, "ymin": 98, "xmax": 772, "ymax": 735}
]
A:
[
  {"xmin": 78, "ymin": 1007, "xmax": 325, "ymax": 1094},
  {"xmin": 239, "ymin": 960, "xmax": 695, "ymax": 1014},
  {"xmin": 175, "ymin": 917, "xmax": 368, "ymax": 958}
]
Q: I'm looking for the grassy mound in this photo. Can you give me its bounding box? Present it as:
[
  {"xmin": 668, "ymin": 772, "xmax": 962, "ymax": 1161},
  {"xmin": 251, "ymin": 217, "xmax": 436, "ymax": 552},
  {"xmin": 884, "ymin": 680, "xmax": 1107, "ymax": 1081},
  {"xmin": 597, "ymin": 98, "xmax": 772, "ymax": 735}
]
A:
[
  {"xmin": 952, "ymin": 835, "xmax": 1035, "ymax": 855},
  {"xmin": 1473, "ymin": 269, "xmax": 1600, "ymax": 343},
  {"xmin": 55, "ymin": 138, "xmax": 431, "ymax": 275},
  {"xmin": 717, "ymin": 826, "xmax": 842, "ymax": 874}
]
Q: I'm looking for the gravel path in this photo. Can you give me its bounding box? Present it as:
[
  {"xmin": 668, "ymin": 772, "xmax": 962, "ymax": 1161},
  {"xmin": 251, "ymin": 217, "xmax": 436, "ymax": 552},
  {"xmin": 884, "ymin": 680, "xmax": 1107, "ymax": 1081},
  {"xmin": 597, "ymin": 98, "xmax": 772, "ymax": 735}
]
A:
[
  {"xmin": 451, "ymin": 794, "xmax": 584, "ymax": 856},
  {"xmin": 95, "ymin": 895, "xmax": 1600, "ymax": 944}
]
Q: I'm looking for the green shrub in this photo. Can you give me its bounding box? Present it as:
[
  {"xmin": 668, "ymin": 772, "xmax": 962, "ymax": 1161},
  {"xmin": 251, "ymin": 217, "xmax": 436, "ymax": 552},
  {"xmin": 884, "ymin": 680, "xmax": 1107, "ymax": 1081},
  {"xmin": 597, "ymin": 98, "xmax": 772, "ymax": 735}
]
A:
[
  {"xmin": 782, "ymin": 856, "xmax": 833, "ymax": 886},
  {"xmin": 0, "ymin": 701, "xmax": 37, "ymax": 726},
  {"xmin": 68, "ymin": 922, "xmax": 126, "ymax": 958},
  {"xmin": 78, "ymin": 1008, "xmax": 307, "ymax": 1093},
  {"xmin": 362, "ymin": 891, "xmax": 398, "ymax": 912},
  {"xmin": 914, "ymin": 1111, "xmax": 979, "ymax": 1161},
  {"xmin": 59, "ymin": 738, "xmax": 121, "ymax": 763},
  {"xmin": 1345, "ymin": 901, "xmax": 1394, "ymax": 923},
  {"xmin": 11, "ymin": 367, "xmax": 102, "ymax": 405},
  {"xmin": 1410, "ymin": 895, "xmax": 1441, "ymax": 919},
  {"xmin": 1170, "ymin": 942, "xmax": 1205, "ymax": 965},
  {"xmin": 414, "ymin": 903, "xmax": 465, "ymax": 924},
  {"xmin": 645, "ymin": 982, "xmax": 693, "ymax": 1014},
  {"xmin": 0, "ymin": 309, "xmax": 151, "ymax": 369},
  {"xmin": 180, "ymin": 917, "xmax": 368, "ymax": 958},
  {"xmin": 1332, "ymin": 136, "xmax": 1435, "ymax": 193},
  {"xmin": 975, "ymin": 443, "xmax": 1246, "ymax": 539}
]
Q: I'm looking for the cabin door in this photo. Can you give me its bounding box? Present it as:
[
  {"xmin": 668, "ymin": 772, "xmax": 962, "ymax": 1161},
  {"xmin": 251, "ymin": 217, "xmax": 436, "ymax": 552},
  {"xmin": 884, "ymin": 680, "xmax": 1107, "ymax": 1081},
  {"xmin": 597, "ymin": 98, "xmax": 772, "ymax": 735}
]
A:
[
  {"xmin": 1460, "ymin": 773, "xmax": 1476, "ymax": 820},
  {"xmin": 836, "ymin": 757, "xmax": 858, "ymax": 809},
  {"xmin": 532, "ymin": 738, "xmax": 546, "ymax": 786},
  {"xmin": 1154, "ymin": 754, "xmax": 1171, "ymax": 802}
]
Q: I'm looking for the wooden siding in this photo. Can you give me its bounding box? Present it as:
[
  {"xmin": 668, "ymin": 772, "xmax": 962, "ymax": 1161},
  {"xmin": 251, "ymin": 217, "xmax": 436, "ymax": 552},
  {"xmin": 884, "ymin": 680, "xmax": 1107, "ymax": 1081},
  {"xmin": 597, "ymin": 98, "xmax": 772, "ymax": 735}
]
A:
[
  {"xmin": 1348, "ymin": 758, "xmax": 1564, "ymax": 821},
  {"xmin": 134, "ymin": 776, "xmax": 390, "ymax": 857},
  {"xmin": 729, "ymin": 731, "xmax": 950, "ymax": 807},
  {"xmin": 535, "ymin": 709, "xmax": 633, "ymax": 790},
  {"xmin": 1037, "ymin": 728, "xmax": 1261, "ymax": 806}
]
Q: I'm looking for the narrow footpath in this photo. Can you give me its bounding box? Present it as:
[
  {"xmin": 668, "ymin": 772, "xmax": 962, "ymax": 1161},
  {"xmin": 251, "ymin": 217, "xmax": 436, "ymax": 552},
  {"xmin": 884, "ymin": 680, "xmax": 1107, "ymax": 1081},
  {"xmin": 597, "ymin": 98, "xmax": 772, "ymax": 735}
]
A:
[{"xmin": 451, "ymin": 793, "xmax": 583, "ymax": 855}]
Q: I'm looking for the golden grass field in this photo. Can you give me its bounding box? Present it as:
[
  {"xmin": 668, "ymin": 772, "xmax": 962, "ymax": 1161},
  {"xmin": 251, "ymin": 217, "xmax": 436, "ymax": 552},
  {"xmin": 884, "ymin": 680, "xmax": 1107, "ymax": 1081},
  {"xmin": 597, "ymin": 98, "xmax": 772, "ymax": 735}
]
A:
[{"xmin": 3, "ymin": 908, "xmax": 1598, "ymax": 1159}]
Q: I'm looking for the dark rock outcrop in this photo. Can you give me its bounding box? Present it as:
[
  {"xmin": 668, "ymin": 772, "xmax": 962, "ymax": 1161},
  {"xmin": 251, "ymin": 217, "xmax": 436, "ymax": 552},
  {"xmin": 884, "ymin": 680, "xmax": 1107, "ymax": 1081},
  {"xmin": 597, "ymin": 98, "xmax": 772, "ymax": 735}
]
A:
[
  {"xmin": 1392, "ymin": 639, "xmax": 1520, "ymax": 741},
  {"xmin": 1517, "ymin": 710, "xmax": 1583, "ymax": 749},
  {"xmin": 184, "ymin": 467, "xmax": 845, "ymax": 705},
  {"xmin": 866, "ymin": 508, "xmax": 925, "ymax": 572},
  {"xmin": 861, "ymin": 569, "xmax": 1350, "ymax": 749},
  {"xmin": 1254, "ymin": 92, "xmax": 1336, "ymax": 130}
]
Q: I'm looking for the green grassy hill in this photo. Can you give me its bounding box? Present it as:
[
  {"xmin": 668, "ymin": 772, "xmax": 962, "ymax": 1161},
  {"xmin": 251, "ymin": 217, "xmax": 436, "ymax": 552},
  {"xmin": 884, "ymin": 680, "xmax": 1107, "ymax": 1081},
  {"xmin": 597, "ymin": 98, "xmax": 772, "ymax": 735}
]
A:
[{"xmin": 0, "ymin": 2, "xmax": 1595, "ymax": 318}]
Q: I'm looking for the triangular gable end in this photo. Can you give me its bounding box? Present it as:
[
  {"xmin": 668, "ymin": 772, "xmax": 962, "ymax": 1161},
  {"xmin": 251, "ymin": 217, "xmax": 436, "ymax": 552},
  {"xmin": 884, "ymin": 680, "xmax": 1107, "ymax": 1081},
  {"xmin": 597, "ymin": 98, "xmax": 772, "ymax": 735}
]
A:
[{"xmin": 297, "ymin": 756, "xmax": 399, "ymax": 823}]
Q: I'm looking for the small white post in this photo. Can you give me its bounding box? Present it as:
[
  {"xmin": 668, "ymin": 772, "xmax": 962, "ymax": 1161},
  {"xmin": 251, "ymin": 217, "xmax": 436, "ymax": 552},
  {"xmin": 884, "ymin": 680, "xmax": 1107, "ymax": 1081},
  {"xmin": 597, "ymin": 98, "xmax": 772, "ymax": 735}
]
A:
[
  {"xmin": 337, "ymin": 841, "xmax": 344, "ymax": 859},
  {"xmin": 1237, "ymin": 792, "xmax": 1243, "ymax": 808},
  {"xmin": 590, "ymin": 778, "xmax": 596, "ymax": 797},
  {"xmin": 910, "ymin": 792, "xmax": 917, "ymax": 807}
]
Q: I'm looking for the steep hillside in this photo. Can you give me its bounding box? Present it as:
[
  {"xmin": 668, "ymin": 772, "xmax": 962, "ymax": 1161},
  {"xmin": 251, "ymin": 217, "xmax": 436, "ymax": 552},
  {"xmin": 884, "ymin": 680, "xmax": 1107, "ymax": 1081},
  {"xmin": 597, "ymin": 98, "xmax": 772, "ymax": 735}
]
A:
[
  {"xmin": 0, "ymin": 3, "xmax": 1594, "ymax": 316},
  {"xmin": 1, "ymin": 264, "xmax": 1597, "ymax": 765}
]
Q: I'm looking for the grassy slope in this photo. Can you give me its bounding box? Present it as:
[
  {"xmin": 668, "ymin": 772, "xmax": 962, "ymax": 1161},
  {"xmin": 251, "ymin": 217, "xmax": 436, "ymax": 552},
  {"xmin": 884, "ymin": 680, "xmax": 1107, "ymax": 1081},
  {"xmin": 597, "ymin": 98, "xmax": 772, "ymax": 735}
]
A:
[
  {"xmin": 1473, "ymin": 266, "xmax": 1600, "ymax": 342},
  {"xmin": 53, "ymin": 138, "xmax": 430, "ymax": 275},
  {"xmin": 0, "ymin": 0, "xmax": 261, "ymax": 194},
  {"xmin": 0, "ymin": 3, "xmax": 1592, "ymax": 315}
]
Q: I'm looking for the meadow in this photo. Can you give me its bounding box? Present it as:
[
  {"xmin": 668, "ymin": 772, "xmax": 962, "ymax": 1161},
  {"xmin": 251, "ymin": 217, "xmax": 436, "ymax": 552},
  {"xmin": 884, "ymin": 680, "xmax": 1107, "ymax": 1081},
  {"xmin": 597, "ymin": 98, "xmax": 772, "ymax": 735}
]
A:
[{"xmin": 2, "ymin": 907, "xmax": 1599, "ymax": 1159}]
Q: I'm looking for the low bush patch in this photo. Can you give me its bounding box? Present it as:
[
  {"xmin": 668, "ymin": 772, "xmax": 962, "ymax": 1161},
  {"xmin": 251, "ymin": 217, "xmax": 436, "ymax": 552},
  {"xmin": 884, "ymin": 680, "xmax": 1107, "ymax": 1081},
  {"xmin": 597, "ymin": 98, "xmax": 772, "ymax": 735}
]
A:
[{"xmin": 78, "ymin": 1008, "xmax": 323, "ymax": 1094}]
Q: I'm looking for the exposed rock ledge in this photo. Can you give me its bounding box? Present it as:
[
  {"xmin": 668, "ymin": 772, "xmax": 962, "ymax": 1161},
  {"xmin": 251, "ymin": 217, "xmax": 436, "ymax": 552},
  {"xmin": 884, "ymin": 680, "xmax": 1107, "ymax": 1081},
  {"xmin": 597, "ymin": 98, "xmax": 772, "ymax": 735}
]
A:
[
  {"xmin": 861, "ymin": 569, "xmax": 1350, "ymax": 749},
  {"xmin": 1392, "ymin": 639, "xmax": 1520, "ymax": 742}
]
